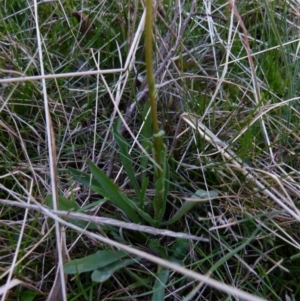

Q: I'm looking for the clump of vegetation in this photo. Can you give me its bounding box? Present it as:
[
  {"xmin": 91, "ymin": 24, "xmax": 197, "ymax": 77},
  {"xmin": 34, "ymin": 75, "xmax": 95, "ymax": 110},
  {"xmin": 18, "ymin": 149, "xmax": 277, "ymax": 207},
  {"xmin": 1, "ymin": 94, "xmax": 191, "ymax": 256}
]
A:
[{"xmin": 1, "ymin": 0, "xmax": 300, "ymax": 300}]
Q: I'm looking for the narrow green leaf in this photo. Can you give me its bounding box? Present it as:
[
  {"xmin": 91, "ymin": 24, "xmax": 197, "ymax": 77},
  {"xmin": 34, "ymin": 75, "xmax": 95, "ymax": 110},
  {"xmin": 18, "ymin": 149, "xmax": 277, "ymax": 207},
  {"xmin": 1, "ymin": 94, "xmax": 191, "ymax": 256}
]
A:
[
  {"xmin": 80, "ymin": 199, "xmax": 107, "ymax": 211},
  {"xmin": 126, "ymin": 198, "xmax": 156, "ymax": 226},
  {"xmin": 153, "ymin": 144, "xmax": 169, "ymax": 223},
  {"xmin": 68, "ymin": 161, "xmax": 155, "ymax": 225},
  {"xmin": 140, "ymin": 139, "xmax": 151, "ymax": 193},
  {"xmin": 152, "ymin": 267, "xmax": 169, "ymax": 301},
  {"xmin": 20, "ymin": 291, "xmax": 37, "ymax": 301},
  {"xmin": 113, "ymin": 120, "xmax": 141, "ymax": 198},
  {"xmin": 92, "ymin": 185, "xmax": 154, "ymax": 224},
  {"xmin": 140, "ymin": 102, "xmax": 152, "ymax": 185},
  {"xmin": 140, "ymin": 176, "xmax": 149, "ymax": 209},
  {"xmin": 162, "ymin": 146, "xmax": 169, "ymax": 218},
  {"xmin": 171, "ymin": 238, "xmax": 189, "ymax": 260},
  {"xmin": 162, "ymin": 189, "xmax": 219, "ymax": 226},
  {"xmin": 191, "ymin": 189, "xmax": 219, "ymax": 200},
  {"xmin": 68, "ymin": 167, "xmax": 99, "ymax": 188},
  {"xmin": 290, "ymin": 253, "xmax": 300, "ymax": 260},
  {"xmin": 64, "ymin": 250, "xmax": 128, "ymax": 274},
  {"xmin": 140, "ymin": 101, "xmax": 152, "ymax": 140},
  {"xmin": 153, "ymin": 177, "xmax": 164, "ymax": 223},
  {"xmin": 47, "ymin": 194, "xmax": 98, "ymax": 229},
  {"xmin": 88, "ymin": 160, "xmax": 141, "ymax": 223},
  {"xmin": 47, "ymin": 194, "xmax": 80, "ymax": 211},
  {"xmin": 91, "ymin": 258, "xmax": 139, "ymax": 283}
]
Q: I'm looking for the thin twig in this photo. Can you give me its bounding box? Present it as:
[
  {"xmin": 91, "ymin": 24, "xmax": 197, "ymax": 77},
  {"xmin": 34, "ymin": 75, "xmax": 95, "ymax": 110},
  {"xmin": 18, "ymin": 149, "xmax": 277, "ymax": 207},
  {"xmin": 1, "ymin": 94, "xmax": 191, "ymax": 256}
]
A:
[{"xmin": 0, "ymin": 199, "xmax": 210, "ymax": 242}]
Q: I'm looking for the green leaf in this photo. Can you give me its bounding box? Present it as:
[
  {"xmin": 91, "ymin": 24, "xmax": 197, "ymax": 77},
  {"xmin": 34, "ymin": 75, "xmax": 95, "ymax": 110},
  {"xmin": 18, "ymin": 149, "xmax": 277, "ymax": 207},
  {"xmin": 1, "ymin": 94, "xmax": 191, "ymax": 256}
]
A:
[
  {"xmin": 68, "ymin": 167, "xmax": 100, "ymax": 188},
  {"xmin": 152, "ymin": 267, "xmax": 169, "ymax": 301},
  {"xmin": 190, "ymin": 189, "xmax": 219, "ymax": 200},
  {"xmin": 80, "ymin": 199, "xmax": 107, "ymax": 211},
  {"xmin": 89, "ymin": 180, "xmax": 156, "ymax": 226},
  {"xmin": 140, "ymin": 101, "xmax": 152, "ymax": 140},
  {"xmin": 290, "ymin": 253, "xmax": 300, "ymax": 260},
  {"xmin": 152, "ymin": 180, "xmax": 164, "ymax": 224},
  {"xmin": 140, "ymin": 176, "xmax": 149, "ymax": 209},
  {"xmin": 88, "ymin": 161, "xmax": 141, "ymax": 223},
  {"xmin": 153, "ymin": 144, "xmax": 169, "ymax": 224},
  {"xmin": 162, "ymin": 189, "xmax": 218, "ymax": 226},
  {"xmin": 139, "ymin": 139, "xmax": 151, "ymax": 210},
  {"xmin": 47, "ymin": 194, "xmax": 98, "ymax": 229},
  {"xmin": 113, "ymin": 119, "xmax": 141, "ymax": 199},
  {"xmin": 68, "ymin": 161, "xmax": 156, "ymax": 225},
  {"xmin": 140, "ymin": 139, "xmax": 151, "ymax": 184},
  {"xmin": 140, "ymin": 102, "xmax": 152, "ymax": 181},
  {"xmin": 20, "ymin": 291, "xmax": 37, "ymax": 301},
  {"xmin": 171, "ymin": 238, "xmax": 190, "ymax": 260},
  {"xmin": 64, "ymin": 250, "xmax": 128, "ymax": 274},
  {"xmin": 47, "ymin": 195, "xmax": 80, "ymax": 211},
  {"xmin": 91, "ymin": 258, "xmax": 138, "ymax": 283}
]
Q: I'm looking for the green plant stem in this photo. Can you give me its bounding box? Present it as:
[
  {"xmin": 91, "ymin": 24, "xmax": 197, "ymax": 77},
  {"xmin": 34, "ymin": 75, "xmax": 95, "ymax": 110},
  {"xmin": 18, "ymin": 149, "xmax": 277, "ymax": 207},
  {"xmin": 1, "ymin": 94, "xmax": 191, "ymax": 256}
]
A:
[
  {"xmin": 145, "ymin": 0, "xmax": 162, "ymax": 176},
  {"xmin": 145, "ymin": 0, "xmax": 166, "ymax": 222}
]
